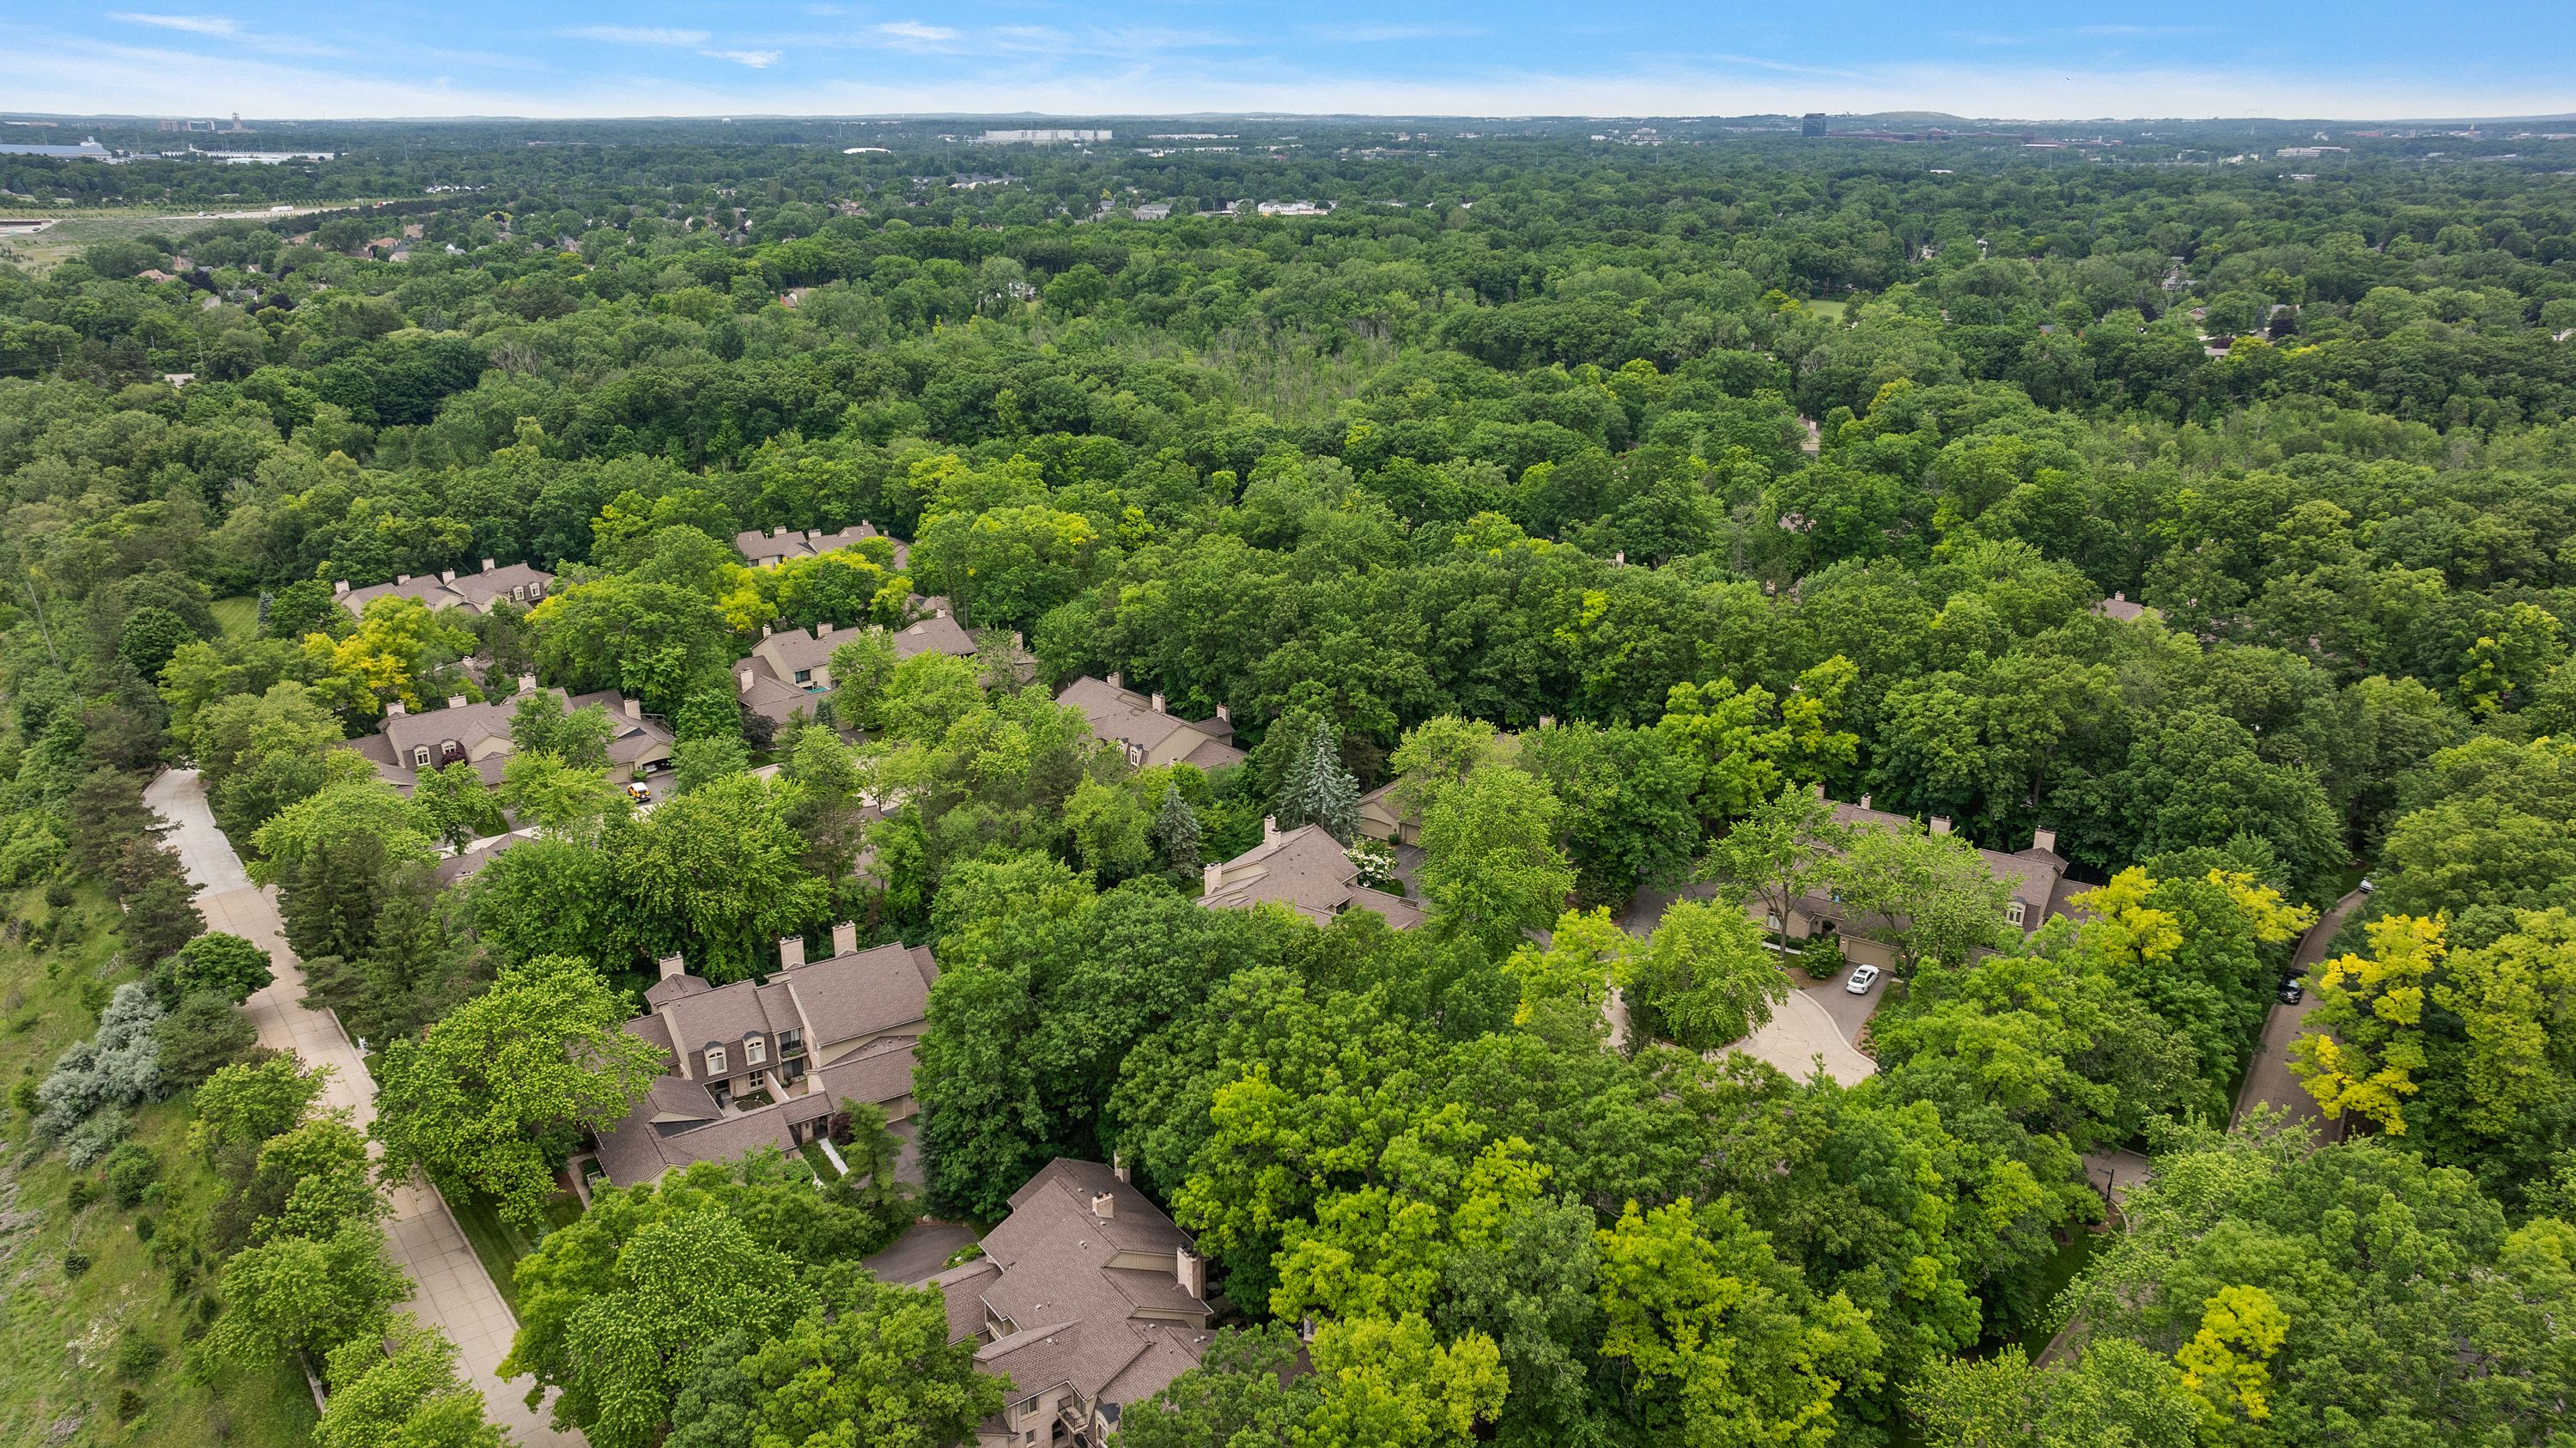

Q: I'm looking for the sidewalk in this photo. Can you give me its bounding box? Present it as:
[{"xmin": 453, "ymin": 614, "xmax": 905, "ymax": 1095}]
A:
[{"xmin": 146, "ymin": 770, "xmax": 579, "ymax": 1447}]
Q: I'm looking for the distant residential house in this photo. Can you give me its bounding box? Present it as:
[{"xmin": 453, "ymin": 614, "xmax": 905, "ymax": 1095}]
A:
[
  {"xmin": 1128, "ymin": 203, "xmax": 1173, "ymax": 220},
  {"xmin": 434, "ymin": 827, "xmax": 535, "ymax": 887},
  {"xmin": 334, "ymin": 558, "xmax": 554, "ymax": 619},
  {"xmin": 1057, "ymin": 674, "xmax": 1245, "ymax": 771},
  {"xmin": 1759, "ymin": 794, "xmax": 2086, "ymax": 969},
  {"xmin": 337, "ymin": 676, "xmax": 672, "ymax": 794},
  {"xmin": 2091, "ymin": 590, "xmax": 2160, "ymax": 624},
  {"xmin": 1356, "ymin": 780, "xmax": 1422, "ymax": 845},
  {"xmin": 1201, "ymin": 819, "xmax": 1423, "ymax": 929},
  {"xmin": 929, "ymin": 1159, "xmax": 1216, "ymax": 1447},
  {"xmin": 588, "ymin": 924, "xmax": 940, "ymax": 1188},
  {"xmin": 732, "ymin": 521, "xmax": 905, "ymax": 569}
]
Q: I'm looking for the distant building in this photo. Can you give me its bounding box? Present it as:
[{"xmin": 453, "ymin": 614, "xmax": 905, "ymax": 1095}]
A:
[
  {"xmin": 337, "ymin": 677, "xmax": 673, "ymax": 794},
  {"xmin": 1128, "ymin": 203, "xmax": 1172, "ymax": 220},
  {"xmin": 732, "ymin": 521, "xmax": 902, "ymax": 569},
  {"xmin": 1201, "ymin": 819, "xmax": 1424, "ymax": 930},
  {"xmin": 980, "ymin": 129, "xmax": 1111, "ymax": 144},
  {"xmin": 1753, "ymin": 795, "xmax": 2085, "ymax": 968},
  {"xmin": 1056, "ymin": 675, "xmax": 1245, "ymax": 771},
  {"xmin": 334, "ymin": 559, "xmax": 553, "ymax": 618},
  {"xmin": 1801, "ymin": 113, "xmax": 1829, "ymax": 138},
  {"xmin": 2092, "ymin": 591, "xmax": 2160, "ymax": 624}
]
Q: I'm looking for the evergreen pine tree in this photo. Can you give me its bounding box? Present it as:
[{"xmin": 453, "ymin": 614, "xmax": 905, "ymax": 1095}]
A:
[
  {"xmin": 1277, "ymin": 720, "xmax": 1360, "ymax": 842},
  {"xmin": 1153, "ymin": 787, "xmax": 1203, "ymax": 873}
]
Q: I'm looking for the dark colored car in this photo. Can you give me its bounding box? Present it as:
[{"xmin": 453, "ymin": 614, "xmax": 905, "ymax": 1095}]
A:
[{"xmin": 2278, "ymin": 978, "xmax": 2305, "ymax": 1006}]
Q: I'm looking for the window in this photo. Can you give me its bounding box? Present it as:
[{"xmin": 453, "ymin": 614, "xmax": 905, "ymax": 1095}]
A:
[
  {"xmin": 512, "ymin": 584, "xmax": 527, "ymax": 602},
  {"xmin": 793, "ymin": 668, "xmax": 812, "ymax": 684},
  {"xmin": 705, "ymin": 1046, "xmax": 726, "ymax": 1075},
  {"xmin": 744, "ymin": 1037, "xmax": 766, "ymax": 1066},
  {"xmin": 1126, "ymin": 742, "xmax": 1144, "ymax": 767},
  {"xmin": 2004, "ymin": 900, "xmax": 2027, "ymax": 928},
  {"xmin": 413, "ymin": 746, "xmax": 433, "ymax": 768},
  {"xmin": 778, "ymin": 1029, "xmax": 805, "ymax": 1058}
]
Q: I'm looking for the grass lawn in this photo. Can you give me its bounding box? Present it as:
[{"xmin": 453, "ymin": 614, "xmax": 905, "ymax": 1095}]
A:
[
  {"xmin": 442, "ymin": 1186, "xmax": 584, "ymax": 1316},
  {"xmin": 1804, "ymin": 297, "xmax": 1850, "ymax": 321},
  {"xmin": 0, "ymin": 883, "xmax": 319, "ymax": 1447},
  {"xmin": 2014, "ymin": 1228, "xmax": 2099, "ymax": 1361},
  {"xmin": 799, "ymin": 1138, "xmax": 842, "ymax": 1182},
  {"xmin": 207, "ymin": 595, "xmax": 258, "ymax": 642},
  {"xmin": 0, "ymin": 202, "xmax": 393, "ymax": 274}
]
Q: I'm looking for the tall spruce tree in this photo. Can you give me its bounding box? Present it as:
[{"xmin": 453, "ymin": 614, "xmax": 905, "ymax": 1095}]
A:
[
  {"xmin": 1154, "ymin": 787, "xmax": 1204, "ymax": 873},
  {"xmin": 1276, "ymin": 719, "xmax": 1360, "ymax": 843}
]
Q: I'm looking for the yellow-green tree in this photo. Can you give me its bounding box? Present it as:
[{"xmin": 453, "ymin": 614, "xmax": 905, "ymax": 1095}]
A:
[
  {"xmin": 2173, "ymin": 1284, "xmax": 2288, "ymax": 1425},
  {"xmin": 2288, "ymin": 913, "xmax": 2442, "ymax": 1135}
]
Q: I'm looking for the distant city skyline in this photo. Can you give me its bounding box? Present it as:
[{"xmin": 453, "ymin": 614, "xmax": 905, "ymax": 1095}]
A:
[{"xmin": 2, "ymin": 3, "xmax": 2571, "ymax": 123}]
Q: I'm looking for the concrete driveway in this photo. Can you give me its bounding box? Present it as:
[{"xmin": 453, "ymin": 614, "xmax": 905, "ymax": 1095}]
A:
[
  {"xmin": 1715, "ymin": 989, "xmax": 1877, "ymax": 1084},
  {"xmin": 2232, "ymin": 889, "xmax": 2366, "ymax": 1135},
  {"xmin": 863, "ymin": 1219, "xmax": 981, "ymax": 1286}
]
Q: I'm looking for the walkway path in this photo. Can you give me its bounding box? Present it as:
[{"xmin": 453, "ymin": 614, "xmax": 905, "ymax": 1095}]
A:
[
  {"xmin": 2232, "ymin": 888, "xmax": 2366, "ymax": 1135},
  {"xmin": 145, "ymin": 770, "xmax": 578, "ymax": 1447}
]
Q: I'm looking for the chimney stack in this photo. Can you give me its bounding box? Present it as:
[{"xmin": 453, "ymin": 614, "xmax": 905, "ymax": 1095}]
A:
[
  {"xmin": 1858, "ymin": 794, "xmax": 1872, "ymax": 811},
  {"xmin": 395, "ymin": 573, "xmax": 412, "ymax": 585},
  {"xmin": 1176, "ymin": 1247, "xmax": 1205, "ymax": 1300},
  {"xmin": 1214, "ymin": 703, "xmax": 1230, "ymax": 723},
  {"xmin": 2113, "ymin": 591, "xmax": 2126, "ymax": 603},
  {"xmin": 1263, "ymin": 815, "xmax": 1279, "ymax": 843},
  {"xmin": 1106, "ymin": 671, "xmax": 1123, "ymax": 691},
  {"xmin": 656, "ymin": 952, "xmax": 686, "ymax": 980},
  {"xmin": 830, "ymin": 921, "xmax": 857, "ymax": 957},
  {"xmin": 1114, "ymin": 1153, "xmax": 1130, "ymax": 1183},
  {"xmin": 778, "ymin": 934, "xmax": 806, "ymax": 970},
  {"xmin": 440, "ymin": 569, "xmax": 456, "ymax": 583},
  {"xmin": 1930, "ymin": 816, "xmax": 1953, "ymax": 837},
  {"xmin": 386, "ymin": 699, "xmax": 406, "ymax": 716},
  {"xmin": 482, "ymin": 557, "xmax": 497, "ymax": 572},
  {"xmin": 2032, "ymin": 826, "xmax": 2058, "ymax": 855},
  {"xmin": 1612, "ymin": 551, "xmax": 1625, "ymax": 566},
  {"xmin": 1150, "ymin": 691, "xmax": 1166, "ymax": 714},
  {"xmin": 446, "ymin": 694, "xmax": 467, "ymax": 710},
  {"xmin": 738, "ymin": 667, "xmax": 755, "ymax": 691},
  {"xmin": 817, "ymin": 620, "xmax": 834, "ymax": 638},
  {"xmin": 1203, "ymin": 861, "xmax": 1224, "ymax": 893},
  {"xmin": 762, "ymin": 623, "xmax": 773, "ymax": 638},
  {"xmin": 333, "ymin": 580, "xmax": 349, "ymax": 596},
  {"xmin": 1091, "ymin": 1191, "xmax": 1116, "ymax": 1220},
  {"xmin": 623, "ymin": 698, "xmax": 641, "ymax": 720},
  {"xmin": 518, "ymin": 672, "xmax": 537, "ymax": 695},
  {"xmin": 1538, "ymin": 715, "xmax": 1554, "ymax": 729}
]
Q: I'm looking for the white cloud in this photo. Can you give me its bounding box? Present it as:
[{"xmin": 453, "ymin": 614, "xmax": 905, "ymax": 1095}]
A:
[
  {"xmin": 704, "ymin": 49, "xmax": 782, "ymax": 69},
  {"xmin": 559, "ymin": 25, "xmax": 710, "ymax": 46},
  {"xmin": 108, "ymin": 13, "xmax": 240, "ymax": 36},
  {"xmin": 876, "ymin": 21, "xmax": 958, "ymax": 48}
]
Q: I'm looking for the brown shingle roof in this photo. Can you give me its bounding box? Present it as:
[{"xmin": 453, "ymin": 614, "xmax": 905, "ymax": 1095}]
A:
[
  {"xmin": 1202, "ymin": 824, "xmax": 1423, "ymax": 929},
  {"xmin": 1058, "ymin": 676, "xmax": 1243, "ymax": 768}
]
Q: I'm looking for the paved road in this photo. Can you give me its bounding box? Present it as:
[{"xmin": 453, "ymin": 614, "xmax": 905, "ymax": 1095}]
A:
[
  {"xmin": 2231, "ymin": 888, "xmax": 2366, "ymax": 1135},
  {"xmin": 146, "ymin": 770, "xmax": 580, "ymax": 1446},
  {"xmin": 862, "ymin": 1220, "xmax": 981, "ymax": 1286}
]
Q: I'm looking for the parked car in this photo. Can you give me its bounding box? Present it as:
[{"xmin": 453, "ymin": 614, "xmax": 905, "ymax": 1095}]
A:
[
  {"xmin": 625, "ymin": 781, "xmax": 653, "ymax": 804},
  {"xmin": 1845, "ymin": 964, "xmax": 1882, "ymax": 995},
  {"xmin": 2356, "ymin": 877, "xmax": 2375, "ymax": 895},
  {"xmin": 2279, "ymin": 977, "xmax": 2305, "ymax": 1005}
]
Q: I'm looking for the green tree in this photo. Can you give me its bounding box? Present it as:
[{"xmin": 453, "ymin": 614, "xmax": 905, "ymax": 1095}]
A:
[
  {"xmin": 1701, "ymin": 785, "xmax": 1850, "ymax": 953},
  {"xmin": 615, "ymin": 771, "xmax": 829, "ymax": 981},
  {"xmin": 316, "ymin": 1321, "xmax": 508, "ymax": 1448},
  {"xmin": 413, "ymin": 762, "xmax": 506, "ymax": 851},
  {"xmin": 1828, "ymin": 823, "xmax": 2016, "ymax": 975},
  {"xmin": 1115, "ymin": 1323, "xmax": 1317, "ymax": 1448},
  {"xmin": 208, "ymin": 1223, "xmax": 408, "ymax": 1367},
  {"xmin": 373, "ymin": 956, "xmax": 665, "ymax": 1230},
  {"xmin": 665, "ymin": 1272, "xmax": 1002, "ymax": 1448},
  {"xmin": 167, "ymin": 931, "xmax": 273, "ymax": 1003},
  {"xmin": 1418, "ymin": 765, "xmax": 1575, "ymax": 958},
  {"xmin": 1624, "ymin": 898, "xmax": 1789, "ymax": 1050},
  {"xmin": 1277, "ymin": 716, "xmax": 1361, "ymax": 841}
]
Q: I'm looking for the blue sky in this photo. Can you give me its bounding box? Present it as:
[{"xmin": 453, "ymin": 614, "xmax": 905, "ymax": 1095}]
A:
[{"xmin": 3, "ymin": 3, "xmax": 2571, "ymax": 121}]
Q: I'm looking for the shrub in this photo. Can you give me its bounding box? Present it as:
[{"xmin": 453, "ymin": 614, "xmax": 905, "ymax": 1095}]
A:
[
  {"xmin": 104, "ymin": 1142, "xmax": 159, "ymax": 1207},
  {"xmin": 114, "ymin": 1385, "xmax": 144, "ymax": 1421},
  {"xmin": 66, "ymin": 1177, "xmax": 97, "ymax": 1211},
  {"xmin": 34, "ymin": 983, "xmax": 165, "ymax": 1148},
  {"xmin": 166, "ymin": 934, "xmax": 271, "ymax": 1005},
  {"xmin": 154, "ymin": 993, "xmax": 256, "ymax": 1087},
  {"xmin": 115, "ymin": 1330, "xmax": 164, "ymax": 1378},
  {"xmin": 134, "ymin": 1214, "xmax": 155, "ymax": 1243},
  {"xmin": 64, "ymin": 1248, "xmax": 90, "ymax": 1277}
]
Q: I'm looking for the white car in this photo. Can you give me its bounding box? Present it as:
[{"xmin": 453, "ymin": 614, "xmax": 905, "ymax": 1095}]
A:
[{"xmin": 1844, "ymin": 964, "xmax": 1882, "ymax": 995}]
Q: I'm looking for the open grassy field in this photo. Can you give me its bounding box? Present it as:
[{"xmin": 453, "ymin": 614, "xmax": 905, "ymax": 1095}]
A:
[
  {"xmin": 1804, "ymin": 297, "xmax": 1850, "ymax": 321},
  {"xmin": 0, "ymin": 884, "xmax": 318, "ymax": 1448},
  {"xmin": 0, "ymin": 203, "xmax": 390, "ymax": 274},
  {"xmin": 206, "ymin": 596, "xmax": 258, "ymax": 643}
]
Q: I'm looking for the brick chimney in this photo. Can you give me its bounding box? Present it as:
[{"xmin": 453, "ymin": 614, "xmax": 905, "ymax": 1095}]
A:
[
  {"xmin": 1214, "ymin": 703, "xmax": 1230, "ymax": 723},
  {"xmin": 333, "ymin": 580, "xmax": 349, "ymax": 596},
  {"xmin": 738, "ymin": 667, "xmax": 755, "ymax": 691},
  {"xmin": 440, "ymin": 569, "xmax": 456, "ymax": 583},
  {"xmin": 623, "ymin": 698, "xmax": 641, "ymax": 720},
  {"xmin": 1858, "ymin": 794, "xmax": 1872, "ymax": 811},
  {"xmin": 446, "ymin": 694, "xmax": 467, "ymax": 709},
  {"xmin": 1114, "ymin": 1153, "xmax": 1130, "ymax": 1183},
  {"xmin": 1202, "ymin": 861, "xmax": 1224, "ymax": 893},
  {"xmin": 1091, "ymin": 1191, "xmax": 1116, "ymax": 1220},
  {"xmin": 830, "ymin": 921, "xmax": 858, "ymax": 957},
  {"xmin": 816, "ymin": 620, "xmax": 834, "ymax": 638},
  {"xmin": 395, "ymin": 573, "xmax": 411, "ymax": 585},
  {"xmin": 778, "ymin": 934, "xmax": 805, "ymax": 969},
  {"xmin": 1177, "ymin": 1247, "xmax": 1205, "ymax": 1300},
  {"xmin": 482, "ymin": 557, "xmax": 497, "ymax": 572},
  {"xmin": 1930, "ymin": 816, "xmax": 1953, "ymax": 837}
]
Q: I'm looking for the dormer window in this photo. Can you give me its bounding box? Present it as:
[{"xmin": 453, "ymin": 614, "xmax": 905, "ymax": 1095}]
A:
[
  {"xmin": 512, "ymin": 584, "xmax": 527, "ymax": 602},
  {"xmin": 2005, "ymin": 900, "xmax": 2028, "ymax": 928},
  {"xmin": 705, "ymin": 1046, "xmax": 726, "ymax": 1075},
  {"xmin": 413, "ymin": 746, "xmax": 433, "ymax": 768},
  {"xmin": 744, "ymin": 1037, "xmax": 766, "ymax": 1066},
  {"xmin": 1126, "ymin": 742, "xmax": 1144, "ymax": 767}
]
